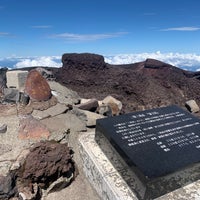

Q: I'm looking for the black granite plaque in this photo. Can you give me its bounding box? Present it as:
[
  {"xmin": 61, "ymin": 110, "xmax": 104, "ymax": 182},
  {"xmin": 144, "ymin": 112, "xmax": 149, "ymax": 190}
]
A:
[{"xmin": 96, "ymin": 105, "xmax": 200, "ymax": 179}]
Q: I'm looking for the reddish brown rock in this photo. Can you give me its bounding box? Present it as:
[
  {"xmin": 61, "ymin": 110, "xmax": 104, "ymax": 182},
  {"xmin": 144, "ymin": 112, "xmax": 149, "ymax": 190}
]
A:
[
  {"xmin": 53, "ymin": 54, "xmax": 200, "ymax": 114},
  {"xmin": 25, "ymin": 70, "xmax": 52, "ymax": 101},
  {"xmin": 18, "ymin": 115, "xmax": 50, "ymax": 140},
  {"xmin": 17, "ymin": 141, "xmax": 77, "ymax": 189}
]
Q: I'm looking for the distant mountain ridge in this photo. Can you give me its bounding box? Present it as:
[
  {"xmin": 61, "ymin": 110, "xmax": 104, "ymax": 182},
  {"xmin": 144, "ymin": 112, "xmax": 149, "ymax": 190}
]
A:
[{"xmin": 52, "ymin": 53, "xmax": 200, "ymax": 113}]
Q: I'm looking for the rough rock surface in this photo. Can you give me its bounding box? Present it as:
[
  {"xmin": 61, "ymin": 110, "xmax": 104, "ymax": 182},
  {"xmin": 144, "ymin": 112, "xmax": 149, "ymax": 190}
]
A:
[
  {"xmin": 0, "ymin": 77, "xmax": 100, "ymax": 200},
  {"xmin": 0, "ymin": 67, "xmax": 7, "ymax": 96},
  {"xmin": 48, "ymin": 81, "xmax": 80, "ymax": 105},
  {"xmin": 25, "ymin": 70, "xmax": 52, "ymax": 101},
  {"xmin": 18, "ymin": 115, "xmax": 50, "ymax": 140},
  {"xmin": 53, "ymin": 53, "xmax": 200, "ymax": 113},
  {"xmin": 17, "ymin": 141, "xmax": 77, "ymax": 189},
  {"xmin": 75, "ymin": 98, "xmax": 99, "ymax": 112},
  {"xmin": 185, "ymin": 100, "xmax": 200, "ymax": 113},
  {"xmin": 0, "ymin": 173, "xmax": 17, "ymax": 200},
  {"xmin": 102, "ymin": 95, "xmax": 122, "ymax": 116}
]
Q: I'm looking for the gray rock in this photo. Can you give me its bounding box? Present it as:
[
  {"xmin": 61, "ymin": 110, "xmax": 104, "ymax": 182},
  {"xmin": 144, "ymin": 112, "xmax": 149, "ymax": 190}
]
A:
[
  {"xmin": 41, "ymin": 112, "xmax": 87, "ymax": 133},
  {"xmin": 76, "ymin": 109, "xmax": 105, "ymax": 127},
  {"xmin": 3, "ymin": 88, "xmax": 19, "ymax": 103},
  {"xmin": 0, "ymin": 173, "xmax": 17, "ymax": 199},
  {"xmin": 31, "ymin": 110, "xmax": 50, "ymax": 120},
  {"xmin": 71, "ymin": 107, "xmax": 87, "ymax": 122},
  {"xmin": 75, "ymin": 98, "xmax": 99, "ymax": 112},
  {"xmin": 48, "ymin": 81, "xmax": 80, "ymax": 105},
  {"xmin": 44, "ymin": 103, "xmax": 68, "ymax": 117},
  {"xmin": 185, "ymin": 100, "xmax": 200, "ymax": 113},
  {"xmin": 0, "ymin": 124, "xmax": 7, "ymax": 134},
  {"xmin": 0, "ymin": 68, "xmax": 7, "ymax": 95}
]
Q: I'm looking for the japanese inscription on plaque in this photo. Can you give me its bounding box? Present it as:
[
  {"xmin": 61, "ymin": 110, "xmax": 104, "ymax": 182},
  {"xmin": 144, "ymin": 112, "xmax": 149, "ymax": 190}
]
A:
[{"xmin": 96, "ymin": 105, "xmax": 200, "ymax": 179}]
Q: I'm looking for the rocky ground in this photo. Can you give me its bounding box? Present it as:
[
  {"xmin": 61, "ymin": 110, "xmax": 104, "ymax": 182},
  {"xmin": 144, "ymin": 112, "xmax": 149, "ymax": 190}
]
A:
[
  {"xmin": 52, "ymin": 53, "xmax": 200, "ymax": 114},
  {"xmin": 0, "ymin": 71, "xmax": 108, "ymax": 199},
  {"xmin": 1, "ymin": 53, "xmax": 200, "ymax": 200}
]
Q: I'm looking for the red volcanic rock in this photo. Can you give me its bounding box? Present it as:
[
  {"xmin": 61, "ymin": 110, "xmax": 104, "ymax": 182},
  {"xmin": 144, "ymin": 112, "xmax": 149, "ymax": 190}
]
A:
[
  {"xmin": 18, "ymin": 115, "xmax": 50, "ymax": 140},
  {"xmin": 61, "ymin": 53, "xmax": 107, "ymax": 70},
  {"xmin": 53, "ymin": 54, "xmax": 200, "ymax": 113},
  {"xmin": 25, "ymin": 70, "xmax": 52, "ymax": 101},
  {"xmin": 17, "ymin": 141, "xmax": 77, "ymax": 189}
]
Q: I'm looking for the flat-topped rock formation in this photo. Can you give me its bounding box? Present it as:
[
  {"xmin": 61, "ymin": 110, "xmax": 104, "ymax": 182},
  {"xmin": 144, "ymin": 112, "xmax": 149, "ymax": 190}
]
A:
[{"xmin": 53, "ymin": 53, "xmax": 200, "ymax": 113}]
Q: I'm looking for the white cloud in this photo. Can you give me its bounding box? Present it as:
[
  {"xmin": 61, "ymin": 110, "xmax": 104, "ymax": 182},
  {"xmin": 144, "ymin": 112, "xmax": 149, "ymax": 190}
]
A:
[
  {"xmin": 1, "ymin": 52, "xmax": 200, "ymax": 72},
  {"xmin": 104, "ymin": 51, "xmax": 200, "ymax": 71},
  {"xmin": 14, "ymin": 56, "xmax": 62, "ymax": 68},
  {"xmin": 161, "ymin": 26, "xmax": 200, "ymax": 31},
  {"xmin": 49, "ymin": 32, "xmax": 128, "ymax": 41}
]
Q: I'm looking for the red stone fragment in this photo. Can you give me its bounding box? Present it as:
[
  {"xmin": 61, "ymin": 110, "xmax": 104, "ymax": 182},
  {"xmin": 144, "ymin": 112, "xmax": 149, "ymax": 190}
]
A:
[
  {"xmin": 18, "ymin": 115, "xmax": 50, "ymax": 140},
  {"xmin": 25, "ymin": 70, "xmax": 52, "ymax": 101}
]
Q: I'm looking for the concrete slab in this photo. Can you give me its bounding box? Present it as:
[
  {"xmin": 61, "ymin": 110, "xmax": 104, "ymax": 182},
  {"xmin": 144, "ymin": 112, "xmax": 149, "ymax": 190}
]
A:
[
  {"xmin": 79, "ymin": 131, "xmax": 139, "ymax": 200},
  {"xmin": 79, "ymin": 131, "xmax": 200, "ymax": 200},
  {"xmin": 6, "ymin": 70, "xmax": 28, "ymax": 91}
]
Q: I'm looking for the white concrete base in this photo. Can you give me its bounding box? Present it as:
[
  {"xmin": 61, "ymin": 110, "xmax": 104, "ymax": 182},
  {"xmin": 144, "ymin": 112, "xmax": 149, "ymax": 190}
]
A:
[
  {"xmin": 6, "ymin": 70, "xmax": 28, "ymax": 91},
  {"xmin": 79, "ymin": 131, "xmax": 200, "ymax": 200}
]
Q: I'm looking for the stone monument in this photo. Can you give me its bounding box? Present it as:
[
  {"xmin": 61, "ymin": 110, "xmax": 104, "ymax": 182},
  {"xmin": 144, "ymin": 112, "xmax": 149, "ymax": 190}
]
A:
[{"xmin": 95, "ymin": 105, "xmax": 200, "ymax": 199}]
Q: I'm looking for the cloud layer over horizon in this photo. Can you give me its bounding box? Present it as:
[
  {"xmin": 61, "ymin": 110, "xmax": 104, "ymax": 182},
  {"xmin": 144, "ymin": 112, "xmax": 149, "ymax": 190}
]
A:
[{"xmin": 1, "ymin": 52, "xmax": 200, "ymax": 71}]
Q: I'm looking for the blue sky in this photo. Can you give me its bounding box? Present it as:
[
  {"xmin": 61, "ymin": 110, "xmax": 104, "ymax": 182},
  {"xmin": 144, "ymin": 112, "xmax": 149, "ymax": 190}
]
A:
[
  {"xmin": 1, "ymin": 0, "xmax": 200, "ymax": 57},
  {"xmin": 1, "ymin": 0, "xmax": 200, "ymax": 70}
]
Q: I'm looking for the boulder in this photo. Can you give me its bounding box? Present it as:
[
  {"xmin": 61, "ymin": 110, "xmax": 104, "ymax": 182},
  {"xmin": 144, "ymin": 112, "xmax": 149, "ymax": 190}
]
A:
[
  {"xmin": 0, "ymin": 173, "xmax": 17, "ymax": 200},
  {"xmin": 41, "ymin": 112, "xmax": 87, "ymax": 133},
  {"xmin": 32, "ymin": 103, "xmax": 68, "ymax": 120},
  {"xmin": 78, "ymin": 109, "xmax": 105, "ymax": 127},
  {"xmin": 17, "ymin": 141, "xmax": 77, "ymax": 189},
  {"xmin": 24, "ymin": 70, "xmax": 52, "ymax": 101},
  {"xmin": 75, "ymin": 98, "xmax": 99, "ymax": 112},
  {"xmin": 18, "ymin": 95, "xmax": 58, "ymax": 116},
  {"xmin": 102, "ymin": 95, "xmax": 122, "ymax": 116},
  {"xmin": 48, "ymin": 81, "xmax": 80, "ymax": 105},
  {"xmin": 185, "ymin": 100, "xmax": 200, "ymax": 113},
  {"xmin": 3, "ymin": 88, "xmax": 19, "ymax": 103}
]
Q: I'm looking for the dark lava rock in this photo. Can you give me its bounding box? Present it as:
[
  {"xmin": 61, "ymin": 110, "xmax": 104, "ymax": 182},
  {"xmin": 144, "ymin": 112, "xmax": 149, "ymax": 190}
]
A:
[
  {"xmin": 53, "ymin": 54, "xmax": 200, "ymax": 113},
  {"xmin": 17, "ymin": 141, "xmax": 77, "ymax": 189},
  {"xmin": 61, "ymin": 53, "xmax": 107, "ymax": 70},
  {"xmin": 25, "ymin": 69, "xmax": 52, "ymax": 101},
  {"xmin": 0, "ymin": 173, "xmax": 17, "ymax": 200},
  {"xmin": 0, "ymin": 68, "xmax": 7, "ymax": 96}
]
